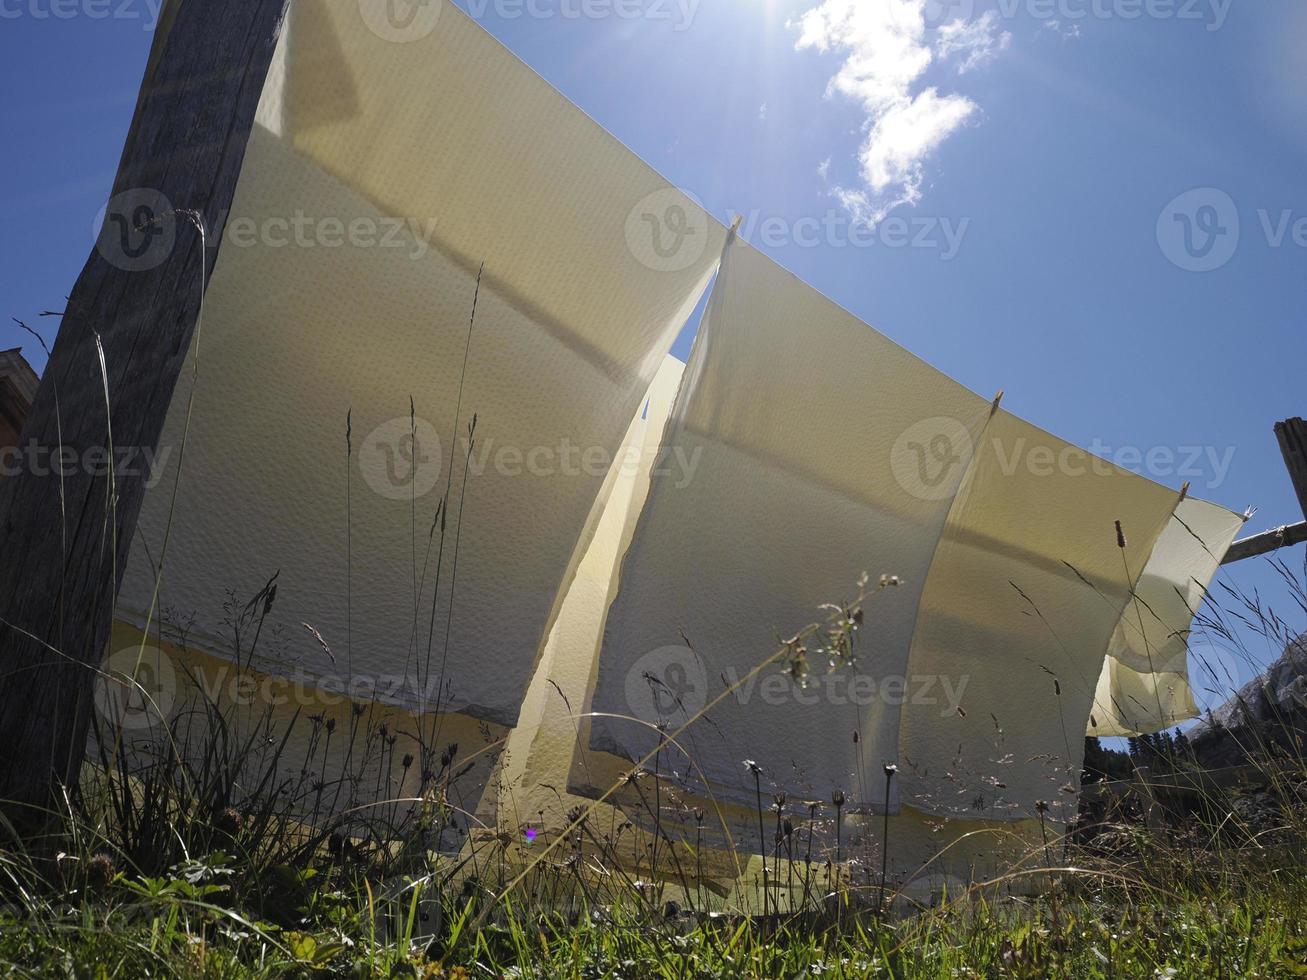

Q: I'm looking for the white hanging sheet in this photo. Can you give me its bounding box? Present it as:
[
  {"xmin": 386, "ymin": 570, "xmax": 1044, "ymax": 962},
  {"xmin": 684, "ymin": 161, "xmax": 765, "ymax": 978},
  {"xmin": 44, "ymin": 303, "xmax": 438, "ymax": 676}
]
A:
[{"xmin": 117, "ymin": 0, "xmax": 724, "ymax": 740}]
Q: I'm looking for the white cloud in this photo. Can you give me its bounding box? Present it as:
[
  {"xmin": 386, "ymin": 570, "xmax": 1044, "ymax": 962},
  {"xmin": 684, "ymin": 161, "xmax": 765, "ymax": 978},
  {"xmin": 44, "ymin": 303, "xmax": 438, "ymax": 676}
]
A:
[
  {"xmin": 794, "ymin": 1, "xmax": 1008, "ymax": 225},
  {"xmin": 817, "ymin": 157, "xmax": 832, "ymax": 181},
  {"xmin": 759, "ymin": 102, "xmax": 769, "ymax": 120},
  {"xmin": 936, "ymin": 11, "xmax": 1011, "ymax": 75},
  {"xmin": 1042, "ymin": 19, "xmax": 1082, "ymax": 40}
]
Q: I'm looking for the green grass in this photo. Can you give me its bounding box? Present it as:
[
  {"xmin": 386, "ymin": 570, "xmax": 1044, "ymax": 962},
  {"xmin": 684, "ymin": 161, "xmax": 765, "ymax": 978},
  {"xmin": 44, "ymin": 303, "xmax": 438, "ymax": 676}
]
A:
[
  {"xmin": 2, "ymin": 789, "xmax": 1305, "ymax": 978},
  {"xmin": 3, "ymin": 524, "xmax": 1303, "ymax": 976}
]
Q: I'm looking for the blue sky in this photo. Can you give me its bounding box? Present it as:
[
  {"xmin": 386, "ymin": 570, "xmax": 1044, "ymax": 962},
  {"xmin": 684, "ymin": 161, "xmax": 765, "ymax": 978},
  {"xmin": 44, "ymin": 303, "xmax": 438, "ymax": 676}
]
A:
[{"xmin": 2, "ymin": 0, "xmax": 1304, "ymax": 707}]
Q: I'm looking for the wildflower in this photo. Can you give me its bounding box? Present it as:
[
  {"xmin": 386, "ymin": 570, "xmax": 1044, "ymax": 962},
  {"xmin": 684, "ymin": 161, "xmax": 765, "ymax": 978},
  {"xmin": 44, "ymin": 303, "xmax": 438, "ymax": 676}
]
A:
[
  {"xmin": 786, "ymin": 645, "xmax": 810, "ymax": 684},
  {"xmin": 214, "ymin": 807, "xmax": 244, "ymax": 837},
  {"xmin": 86, "ymin": 853, "xmax": 116, "ymax": 891}
]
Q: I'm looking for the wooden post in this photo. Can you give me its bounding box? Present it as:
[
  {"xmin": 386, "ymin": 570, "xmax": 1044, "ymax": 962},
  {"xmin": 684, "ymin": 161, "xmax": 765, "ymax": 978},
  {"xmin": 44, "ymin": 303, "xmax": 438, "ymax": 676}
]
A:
[
  {"xmin": 1274, "ymin": 418, "xmax": 1307, "ymax": 521},
  {"xmin": 0, "ymin": 0, "xmax": 289, "ymax": 829},
  {"xmin": 1221, "ymin": 417, "xmax": 1307, "ymax": 565}
]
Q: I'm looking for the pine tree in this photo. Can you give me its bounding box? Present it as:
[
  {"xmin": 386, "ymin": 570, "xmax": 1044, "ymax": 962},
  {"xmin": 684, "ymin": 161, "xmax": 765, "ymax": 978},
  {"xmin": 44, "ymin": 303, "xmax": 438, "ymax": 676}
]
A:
[{"xmin": 1174, "ymin": 729, "xmax": 1191, "ymax": 760}]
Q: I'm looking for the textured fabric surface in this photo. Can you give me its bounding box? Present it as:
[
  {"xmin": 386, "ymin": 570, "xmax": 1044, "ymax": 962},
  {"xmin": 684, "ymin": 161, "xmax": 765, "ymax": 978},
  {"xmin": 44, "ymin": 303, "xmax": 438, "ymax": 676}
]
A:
[
  {"xmin": 117, "ymin": 0, "xmax": 723, "ymax": 733},
  {"xmin": 108, "ymin": 0, "xmax": 1244, "ymax": 846},
  {"xmin": 581, "ymin": 238, "xmax": 1235, "ymax": 823},
  {"xmin": 720, "ymin": 808, "xmax": 1047, "ymax": 907},
  {"xmin": 584, "ymin": 239, "xmax": 994, "ymax": 815},
  {"xmin": 896, "ymin": 411, "xmax": 1180, "ymax": 821},
  {"xmin": 499, "ymin": 356, "xmax": 684, "ymax": 834},
  {"xmin": 97, "ymin": 623, "xmax": 502, "ymax": 846},
  {"xmin": 1089, "ymin": 497, "xmax": 1245, "ymax": 737}
]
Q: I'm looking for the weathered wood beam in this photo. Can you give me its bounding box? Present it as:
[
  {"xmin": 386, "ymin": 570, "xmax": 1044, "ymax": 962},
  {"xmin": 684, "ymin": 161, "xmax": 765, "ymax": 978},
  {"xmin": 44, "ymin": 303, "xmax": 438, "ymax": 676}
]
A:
[
  {"xmin": 0, "ymin": 0, "xmax": 290, "ymax": 830},
  {"xmin": 1222, "ymin": 522, "xmax": 1307, "ymax": 565},
  {"xmin": 1221, "ymin": 417, "xmax": 1307, "ymax": 566}
]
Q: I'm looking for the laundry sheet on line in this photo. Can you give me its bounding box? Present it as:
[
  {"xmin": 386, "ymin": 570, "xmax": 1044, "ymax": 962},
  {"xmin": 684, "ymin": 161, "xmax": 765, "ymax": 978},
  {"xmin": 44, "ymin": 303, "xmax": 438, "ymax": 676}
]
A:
[
  {"xmin": 499, "ymin": 356, "xmax": 684, "ymax": 817},
  {"xmin": 116, "ymin": 0, "xmax": 725, "ymax": 758},
  {"xmin": 1089, "ymin": 497, "xmax": 1245, "ymax": 737},
  {"xmin": 577, "ymin": 238, "xmax": 1241, "ymax": 823},
  {"xmin": 497, "ymin": 355, "xmax": 1047, "ymax": 895},
  {"xmin": 490, "ymin": 355, "xmax": 769, "ymax": 882},
  {"xmin": 104, "ymin": 0, "xmax": 1245, "ymax": 839}
]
